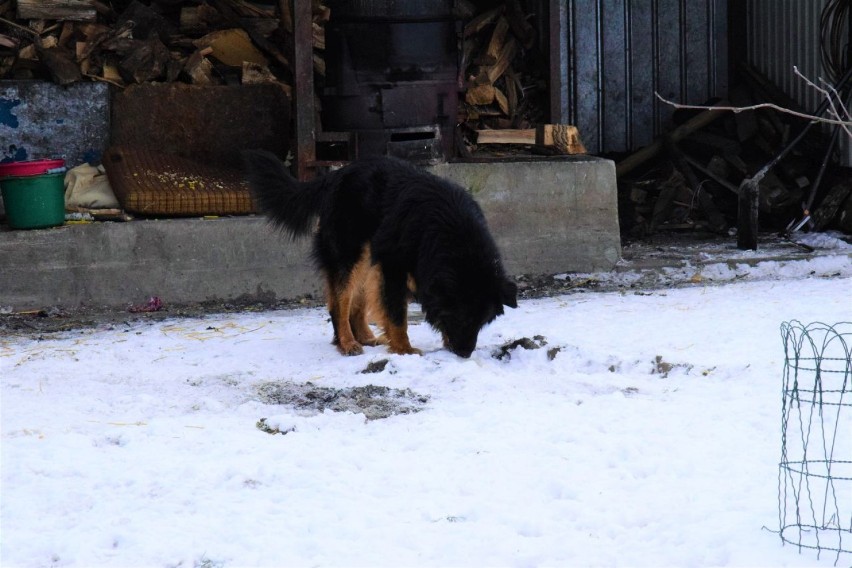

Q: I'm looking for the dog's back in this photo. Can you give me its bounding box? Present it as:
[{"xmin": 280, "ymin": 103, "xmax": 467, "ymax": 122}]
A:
[{"xmin": 242, "ymin": 152, "xmax": 516, "ymax": 357}]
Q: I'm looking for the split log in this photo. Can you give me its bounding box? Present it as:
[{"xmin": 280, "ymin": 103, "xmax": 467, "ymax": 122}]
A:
[
  {"xmin": 210, "ymin": 0, "xmax": 289, "ymax": 70},
  {"xmin": 505, "ymin": 0, "xmax": 535, "ymax": 49},
  {"xmin": 313, "ymin": 1, "xmax": 330, "ymax": 24},
  {"xmin": 17, "ymin": 0, "xmax": 96, "ymax": 22},
  {"xmin": 278, "ymin": 0, "xmax": 293, "ymax": 33},
  {"xmin": 312, "ymin": 22, "xmax": 325, "ymax": 50},
  {"xmin": 194, "ymin": 28, "xmax": 268, "ymax": 67},
  {"xmin": 665, "ymin": 138, "xmax": 727, "ymax": 232},
  {"xmin": 476, "ymin": 124, "xmax": 587, "ymax": 154},
  {"xmin": 466, "ymin": 84, "xmax": 495, "ymax": 105},
  {"xmin": 183, "ymin": 47, "xmax": 214, "ymax": 85},
  {"xmin": 117, "ymin": 37, "xmax": 170, "ymax": 84},
  {"xmin": 538, "ymin": 124, "xmax": 587, "ymax": 154},
  {"xmin": 812, "ymin": 178, "xmax": 852, "ymax": 230},
  {"xmin": 464, "ymin": 6, "xmax": 503, "ymax": 38},
  {"xmin": 485, "ymin": 16, "xmax": 509, "ymax": 61},
  {"xmin": 486, "ymin": 35, "xmax": 516, "ymax": 85},
  {"xmin": 0, "ymin": 34, "xmax": 18, "ymax": 49},
  {"xmin": 494, "ymin": 87, "xmax": 509, "ymax": 115},
  {"xmin": 39, "ymin": 45, "xmax": 81, "ymax": 85}
]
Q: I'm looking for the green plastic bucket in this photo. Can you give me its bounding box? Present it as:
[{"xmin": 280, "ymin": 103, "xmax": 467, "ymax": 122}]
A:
[{"xmin": 0, "ymin": 173, "xmax": 66, "ymax": 229}]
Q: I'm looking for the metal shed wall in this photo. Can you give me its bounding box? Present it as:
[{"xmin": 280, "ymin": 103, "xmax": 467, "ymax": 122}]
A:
[
  {"xmin": 746, "ymin": 0, "xmax": 852, "ymax": 166},
  {"xmin": 746, "ymin": 0, "xmax": 823, "ymax": 112},
  {"xmin": 548, "ymin": 0, "xmax": 728, "ymax": 155}
]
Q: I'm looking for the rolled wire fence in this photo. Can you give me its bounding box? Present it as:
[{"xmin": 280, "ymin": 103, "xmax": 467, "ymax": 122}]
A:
[{"xmin": 779, "ymin": 320, "xmax": 851, "ymax": 565}]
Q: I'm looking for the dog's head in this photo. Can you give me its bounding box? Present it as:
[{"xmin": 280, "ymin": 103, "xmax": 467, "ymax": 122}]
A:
[{"xmin": 419, "ymin": 260, "xmax": 518, "ymax": 358}]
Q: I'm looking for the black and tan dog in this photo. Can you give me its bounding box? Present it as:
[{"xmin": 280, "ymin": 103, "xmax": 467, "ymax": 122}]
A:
[{"xmin": 242, "ymin": 151, "xmax": 517, "ymax": 358}]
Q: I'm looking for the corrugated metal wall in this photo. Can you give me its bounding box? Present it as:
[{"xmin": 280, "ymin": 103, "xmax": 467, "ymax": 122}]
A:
[
  {"xmin": 746, "ymin": 1, "xmax": 824, "ymax": 114},
  {"xmin": 746, "ymin": 0, "xmax": 852, "ymax": 166},
  {"xmin": 549, "ymin": 0, "xmax": 728, "ymax": 155}
]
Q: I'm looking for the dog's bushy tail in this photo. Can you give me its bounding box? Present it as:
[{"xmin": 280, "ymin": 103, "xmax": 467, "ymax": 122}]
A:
[{"xmin": 242, "ymin": 149, "xmax": 331, "ymax": 238}]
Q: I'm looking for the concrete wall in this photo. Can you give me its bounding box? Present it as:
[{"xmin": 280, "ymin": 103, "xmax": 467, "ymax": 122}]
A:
[
  {"xmin": 432, "ymin": 157, "xmax": 620, "ymax": 274},
  {"xmin": 0, "ymin": 157, "xmax": 620, "ymax": 310}
]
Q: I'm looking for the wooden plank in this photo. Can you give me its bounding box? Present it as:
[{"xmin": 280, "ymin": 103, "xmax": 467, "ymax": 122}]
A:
[
  {"xmin": 476, "ymin": 124, "xmax": 587, "ymax": 154},
  {"xmin": 17, "ymin": 0, "xmax": 96, "ymax": 21},
  {"xmin": 476, "ymin": 129, "xmax": 535, "ymax": 145},
  {"xmin": 615, "ymin": 103, "xmax": 728, "ymax": 177}
]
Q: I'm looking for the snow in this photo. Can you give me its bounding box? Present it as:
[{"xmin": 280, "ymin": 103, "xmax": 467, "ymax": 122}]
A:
[{"xmin": 2, "ymin": 255, "xmax": 852, "ymax": 567}]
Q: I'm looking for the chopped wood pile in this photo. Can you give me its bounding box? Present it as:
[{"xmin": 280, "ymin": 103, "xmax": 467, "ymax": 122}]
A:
[
  {"xmin": 0, "ymin": 0, "xmax": 329, "ymax": 91},
  {"xmin": 1, "ymin": 0, "xmax": 586, "ymax": 160},
  {"xmin": 616, "ymin": 65, "xmax": 852, "ymax": 238},
  {"xmin": 457, "ymin": 1, "xmax": 573, "ymax": 157}
]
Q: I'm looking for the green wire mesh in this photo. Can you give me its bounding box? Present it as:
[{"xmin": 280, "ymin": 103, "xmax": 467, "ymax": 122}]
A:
[{"xmin": 779, "ymin": 320, "xmax": 851, "ymax": 565}]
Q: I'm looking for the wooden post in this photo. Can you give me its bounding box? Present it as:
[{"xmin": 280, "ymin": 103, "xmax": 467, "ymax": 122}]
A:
[
  {"xmin": 292, "ymin": 0, "xmax": 315, "ymax": 181},
  {"xmin": 737, "ymin": 178, "xmax": 760, "ymax": 250}
]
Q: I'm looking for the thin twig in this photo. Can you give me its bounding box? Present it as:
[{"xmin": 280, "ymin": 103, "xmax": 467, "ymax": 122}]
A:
[
  {"xmin": 792, "ymin": 66, "xmax": 852, "ymax": 139},
  {"xmin": 654, "ymin": 92, "xmax": 852, "ymax": 129},
  {"xmin": 0, "ymin": 15, "xmax": 41, "ymax": 40},
  {"xmin": 656, "ymin": 66, "xmax": 852, "ymax": 136}
]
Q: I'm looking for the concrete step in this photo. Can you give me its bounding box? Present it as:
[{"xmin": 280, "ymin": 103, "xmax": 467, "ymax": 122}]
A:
[{"xmin": 0, "ymin": 157, "xmax": 621, "ymax": 310}]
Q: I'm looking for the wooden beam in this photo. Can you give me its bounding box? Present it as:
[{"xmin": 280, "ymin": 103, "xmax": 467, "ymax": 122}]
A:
[
  {"xmin": 615, "ymin": 103, "xmax": 728, "ymax": 177},
  {"xmin": 17, "ymin": 0, "xmax": 96, "ymax": 21},
  {"xmin": 476, "ymin": 125, "xmax": 586, "ymax": 154},
  {"xmin": 293, "ymin": 0, "xmax": 316, "ymax": 180}
]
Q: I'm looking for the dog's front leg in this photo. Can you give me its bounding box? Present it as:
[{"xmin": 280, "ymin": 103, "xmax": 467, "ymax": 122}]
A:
[{"xmin": 377, "ymin": 266, "xmax": 421, "ymax": 355}]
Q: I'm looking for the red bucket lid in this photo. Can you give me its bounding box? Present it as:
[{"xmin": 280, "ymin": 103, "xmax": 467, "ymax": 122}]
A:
[{"xmin": 0, "ymin": 158, "xmax": 66, "ymax": 178}]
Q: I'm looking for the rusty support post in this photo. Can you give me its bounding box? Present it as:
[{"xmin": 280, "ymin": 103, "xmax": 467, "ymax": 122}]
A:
[{"xmin": 293, "ymin": 0, "xmax": 315, "ymax": 181}]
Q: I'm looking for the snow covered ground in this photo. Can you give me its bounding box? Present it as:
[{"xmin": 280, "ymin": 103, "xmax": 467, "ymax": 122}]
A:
[{"xmin": 2, "ymin": 240, "xmax": 851, "ymax": 567}]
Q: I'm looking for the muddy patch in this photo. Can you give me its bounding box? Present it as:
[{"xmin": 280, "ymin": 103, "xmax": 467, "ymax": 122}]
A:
[
  {"xmin": 256, "ymin": 381, "xmax": 429, "ymax": 420},
  {"xmin": 492, "ymin": 335, "xmax": 549, "ymax": 361}
]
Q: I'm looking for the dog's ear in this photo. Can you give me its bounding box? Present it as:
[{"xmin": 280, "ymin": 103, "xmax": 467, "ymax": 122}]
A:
[{"xmin": 501, "ymin": 279, "xmax": 518, "ymax": 308}]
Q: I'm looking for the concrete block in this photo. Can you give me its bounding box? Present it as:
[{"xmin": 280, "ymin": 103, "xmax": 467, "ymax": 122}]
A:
[
  {"xmin": 0, "ymin": 218, "xmax": 319, "ymax": 310},
  {"xmin": 430, "ymin": 156, "xmax": 621, "ymax": 274},
  {"xmin": 0, "ymin": 157, "xmax": 620, "ymax": 310}
]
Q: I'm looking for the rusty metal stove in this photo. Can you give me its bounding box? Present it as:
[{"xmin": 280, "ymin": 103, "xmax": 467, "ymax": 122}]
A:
[{"xmin": 319, "ymin": 0, "xmax": 460, "ymax": 164}]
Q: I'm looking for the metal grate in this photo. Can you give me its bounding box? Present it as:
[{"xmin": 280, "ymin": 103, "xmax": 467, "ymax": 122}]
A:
[{"xmin": 103, "ymin": 146, "xmax": 255, "ymax": 217}]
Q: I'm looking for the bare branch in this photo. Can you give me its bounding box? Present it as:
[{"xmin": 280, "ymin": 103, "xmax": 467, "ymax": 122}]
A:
[
  {"xmin": 655, "ymin": 66, "xmax": 852, "ymax": 140},
  {"xmin": 654, "ymin": 92, "xmax": 852, "ymax": 131},
  {"xmin": 792, "ymin": 66, "xmax": 852, "ymax": 139}
]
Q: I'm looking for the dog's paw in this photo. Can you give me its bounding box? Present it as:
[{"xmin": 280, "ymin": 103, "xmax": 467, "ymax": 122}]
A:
[
  {"xmin": 388, "ymin": 345, "xmax": 422, "ymax": 356},
  {"xmin": 337, "ymin": 341, "xmax": 364, "ymax": 356},
  {"xmin": 358, "ymin": 336, "xmax": 385, "ymax": 347},
  {"xmin": 371, "ymin": 334, "xmax": 391, "ymax": 346}
]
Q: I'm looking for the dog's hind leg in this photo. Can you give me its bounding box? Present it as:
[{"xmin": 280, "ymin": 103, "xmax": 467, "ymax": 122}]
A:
[
  {"xmin": 326, "ymin": 272, "xmax": 363, "ymax": 356},
  {"xmin": 349, "ymin": 275, "xmax": 382, "ymax": 347},
  {"xmin": 330, "ymin": 247, "xmax": 386, "ymax": 356}
]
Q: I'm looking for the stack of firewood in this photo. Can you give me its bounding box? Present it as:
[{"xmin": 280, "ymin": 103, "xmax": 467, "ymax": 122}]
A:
[
  {"xmin": 460, "ymin": 0, "xmax": 535, "ymax": 126},
  {"xmin": 458, "ymin": 1, "xmax": 584, "ymax": 156},
  {"xmin": 0, "ymin": 0, "xmax": 328, "ymax": 90}
]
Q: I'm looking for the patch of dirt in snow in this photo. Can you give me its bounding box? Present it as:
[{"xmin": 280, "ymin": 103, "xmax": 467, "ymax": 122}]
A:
[{"xmin": 255, "ymin": 381, "xmax": 430, "ymax": 421}]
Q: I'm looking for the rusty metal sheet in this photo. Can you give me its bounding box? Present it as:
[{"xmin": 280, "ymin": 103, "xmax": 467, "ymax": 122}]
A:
[{"xmin": 111, "ymin": 83, "xmax": 290, "ymax": 170}]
